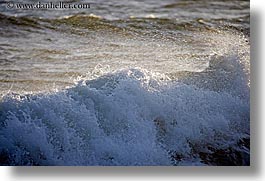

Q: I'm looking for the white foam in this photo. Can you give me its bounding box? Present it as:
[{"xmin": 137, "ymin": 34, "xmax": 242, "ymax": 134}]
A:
[{"xmin": 0, "ymin": 67, "xmax": 249, "ymax": 165}]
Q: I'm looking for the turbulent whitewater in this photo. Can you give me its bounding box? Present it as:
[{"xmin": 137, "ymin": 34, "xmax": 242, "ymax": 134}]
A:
[{"xmin": 0, "ymin": 0, "xmax": 250, "ymax": 165}]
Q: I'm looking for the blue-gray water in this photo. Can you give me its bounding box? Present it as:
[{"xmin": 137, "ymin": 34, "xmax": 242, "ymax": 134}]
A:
[{"xmin": 0, "ymin": 0, "xmax": 250, "ymax": 165}]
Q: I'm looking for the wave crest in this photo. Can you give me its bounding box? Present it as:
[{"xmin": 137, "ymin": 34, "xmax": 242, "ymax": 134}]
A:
[{"xmin": 0, "ymin": 68, "xmax": 249, "ymax": 165}]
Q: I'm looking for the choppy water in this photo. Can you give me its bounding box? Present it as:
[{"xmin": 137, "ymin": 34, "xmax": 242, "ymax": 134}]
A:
[{"xmin": 0, "ymin": 0, "xmax": 250, "ymax": 165}]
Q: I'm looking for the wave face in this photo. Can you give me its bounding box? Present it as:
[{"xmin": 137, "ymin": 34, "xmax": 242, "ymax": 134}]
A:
[{"xmin": 0, "ymin": 65, "xmax": 249, "ymax": 165}]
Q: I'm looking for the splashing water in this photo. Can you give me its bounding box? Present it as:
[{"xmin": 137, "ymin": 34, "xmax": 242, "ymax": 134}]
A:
[{"xmin": 0, "ymin": 0, "xmax": 250, "ymax": 166}]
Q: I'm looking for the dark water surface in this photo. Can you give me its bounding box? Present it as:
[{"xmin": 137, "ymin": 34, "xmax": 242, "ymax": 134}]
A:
[{"xmin": 0, "ymin": 0, "xmax": 249, "ymax": 93}]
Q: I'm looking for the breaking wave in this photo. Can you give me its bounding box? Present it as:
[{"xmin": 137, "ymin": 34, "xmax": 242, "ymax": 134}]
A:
[
  {"xmin": 0, "ymin": 0, "xmax": 250, "ymax": 165},
  {"xmin": 0, "ymin": 63, "xmax": 250, "ymax": 165}
]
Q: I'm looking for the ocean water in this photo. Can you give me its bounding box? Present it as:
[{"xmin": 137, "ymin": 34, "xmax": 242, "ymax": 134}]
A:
[{"xmin": 0, "ymin": 0, "xmax": 250, "ymax": 166}]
